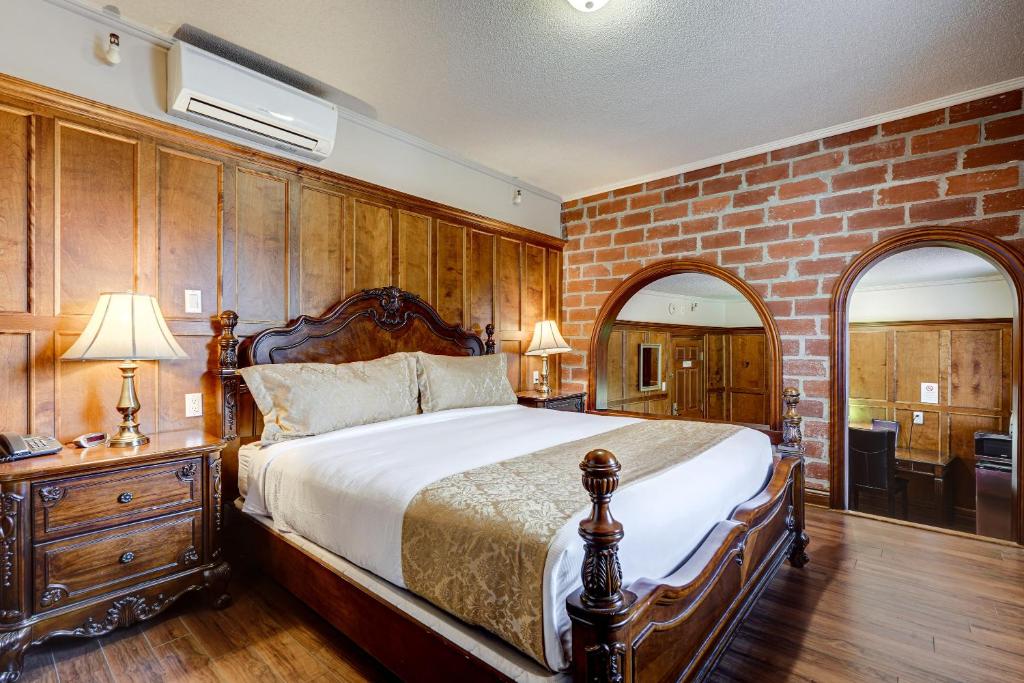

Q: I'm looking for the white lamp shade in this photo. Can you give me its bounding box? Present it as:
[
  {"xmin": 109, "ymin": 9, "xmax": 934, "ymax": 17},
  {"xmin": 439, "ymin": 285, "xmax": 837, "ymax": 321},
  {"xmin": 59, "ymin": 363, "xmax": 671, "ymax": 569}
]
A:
[
  {"xmin": 525, "ymin": 320, "xmax": 571, "ymax": 356},
  {"xmin": 62, "ymin": 292, "xmax": 188, "ymax": 361}
]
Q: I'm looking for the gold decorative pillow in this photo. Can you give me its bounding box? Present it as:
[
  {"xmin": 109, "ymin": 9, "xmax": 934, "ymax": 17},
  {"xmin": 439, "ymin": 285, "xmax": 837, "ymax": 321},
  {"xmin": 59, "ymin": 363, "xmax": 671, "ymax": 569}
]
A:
[
  {"xmin": 240, "ymin": 353, "xmax": 419, "ymax": 442},
  {"xmin": 416, "ymin": 352, "xmax": 518, "ymax": 413}
]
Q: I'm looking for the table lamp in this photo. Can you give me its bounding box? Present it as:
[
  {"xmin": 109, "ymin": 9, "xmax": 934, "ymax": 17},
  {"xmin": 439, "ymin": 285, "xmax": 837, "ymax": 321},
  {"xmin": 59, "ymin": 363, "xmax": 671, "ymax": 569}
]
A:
[
  {"xmin": 525, "ymin": 320, "xmax": 571, "ymax": 395},
  {"xmin": 61, "ymin": 292, "xmax": 188, "ymax": 447}
]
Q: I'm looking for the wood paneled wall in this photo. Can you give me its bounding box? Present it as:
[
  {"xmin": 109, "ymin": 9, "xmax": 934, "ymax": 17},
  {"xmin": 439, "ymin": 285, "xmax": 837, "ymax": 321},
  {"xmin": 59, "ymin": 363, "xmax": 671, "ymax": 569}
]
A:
[
  {"xmin": 848, "ymin": 319, "xmax": 1012, "ymax": 511},
  {"xmin": 0, "ymin": 77, "xmax": 563, "ymax": 442},
  {"xmin": 606, "ymin": 320, "xmax": 768, "ymax": 423}
]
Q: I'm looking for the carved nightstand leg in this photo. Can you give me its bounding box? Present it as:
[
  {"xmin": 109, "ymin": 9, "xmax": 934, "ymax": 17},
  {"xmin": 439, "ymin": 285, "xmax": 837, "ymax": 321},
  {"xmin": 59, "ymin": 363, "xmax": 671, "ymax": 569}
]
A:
[
  {"xmin": 203, "ymin": 561, "xmax": 232, "ymax": 609},
  {"xmin": 0, "ymin": 627, "xmax": 31, "ymax": 683}
]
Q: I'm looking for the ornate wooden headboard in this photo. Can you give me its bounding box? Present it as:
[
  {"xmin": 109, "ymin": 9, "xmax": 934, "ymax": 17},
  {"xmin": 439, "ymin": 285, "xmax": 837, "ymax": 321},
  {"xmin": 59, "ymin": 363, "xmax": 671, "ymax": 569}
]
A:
[{"xmin": 214, "ymin": 287, "xmax": 495, "ymax": 496}]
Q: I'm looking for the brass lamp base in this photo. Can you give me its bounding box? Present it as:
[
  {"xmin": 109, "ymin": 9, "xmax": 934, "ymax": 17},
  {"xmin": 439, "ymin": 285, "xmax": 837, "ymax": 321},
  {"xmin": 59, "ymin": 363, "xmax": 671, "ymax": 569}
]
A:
[
  {"xmin": 109, "ymin": 361, "xmax": 150, "ymax": 448},
  {"xmin": 536, "ymin": 351, "xmax": 551, "ymax": 396}
]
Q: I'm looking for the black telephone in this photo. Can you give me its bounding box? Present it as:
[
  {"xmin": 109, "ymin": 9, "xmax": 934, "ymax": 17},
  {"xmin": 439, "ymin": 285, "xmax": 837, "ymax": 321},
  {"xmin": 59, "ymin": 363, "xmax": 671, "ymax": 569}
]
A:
[{"xmin": 0, "ymin": 433, "xmax": 64, "ymax": 462}]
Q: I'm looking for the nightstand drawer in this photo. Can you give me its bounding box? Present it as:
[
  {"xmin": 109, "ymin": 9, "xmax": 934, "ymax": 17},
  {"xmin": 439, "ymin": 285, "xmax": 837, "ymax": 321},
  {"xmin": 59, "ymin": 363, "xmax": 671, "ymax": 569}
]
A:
[
  {"xmin": 33, "ymin": 509, "xmax": 202, "ymax": 613},
  {"xmin": 32, "ymin": 458, "xmax": 203, "ymax": 541}
]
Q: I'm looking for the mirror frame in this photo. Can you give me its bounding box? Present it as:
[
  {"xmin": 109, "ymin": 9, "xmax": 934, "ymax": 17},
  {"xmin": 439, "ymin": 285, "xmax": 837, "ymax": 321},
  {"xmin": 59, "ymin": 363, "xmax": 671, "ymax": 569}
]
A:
[
  {"xmin": 638, "ymin": 343, "xmax": 663, "ymax": 392},
  {"xmin": 587, "ymin": 259, "xmax": 783, "ymax": 429}
]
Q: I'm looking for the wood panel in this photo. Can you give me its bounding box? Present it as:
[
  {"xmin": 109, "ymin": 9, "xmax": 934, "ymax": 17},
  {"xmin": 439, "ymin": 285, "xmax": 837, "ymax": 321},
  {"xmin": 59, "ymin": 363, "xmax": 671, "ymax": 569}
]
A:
[
  {"xmin": 0, "ymin": 79, "xmax": 562, "ymax": 447},
  {"xmin": 523, "ymin": 244, "xmax": 546, "ymax": 384},
  {"xmin": 498, "ymin": 238, "xmax": 522, "ymax": 333},
  {"xmin": 397, "ymin": 210, "xmax": 431, "ymax": 301},
  {"xmin": 434, "ymin": 222, "xmax": 465, "ymax": 326},
  {"xmin": 351, "ymin": 199, "xmax": 392, "ymax": 291},
  {"xmin": 849, "ymin": 330, "xmax": 888, "ymax": 400},
  {"xmin": 0, "ymin": 332, "xmax": 31, "ymax": 433},
  {"xmin": 58, "ymin": 123, "xmax": 137, "ymax": 315},
  {"xmin": 0, "ymin": 106, "xmax": 30, "ymax": 313},
  {"xmin": 157, "ymin": 148, "xmax": 221, "ymax": 319},
  {"xmin": 235, "ymin": 169, "xmax": 288, "ymax": 322},
  {"xmin": 467, "ymin": 230, "xmax": 494, "ymax": 335},
  {"xmin": 848, "ymin": 320, "xmax": 1012, "ymax": 512},
  {"xmin": 299, "ymin": 186, "xmax": 345, "ymax": 315}
]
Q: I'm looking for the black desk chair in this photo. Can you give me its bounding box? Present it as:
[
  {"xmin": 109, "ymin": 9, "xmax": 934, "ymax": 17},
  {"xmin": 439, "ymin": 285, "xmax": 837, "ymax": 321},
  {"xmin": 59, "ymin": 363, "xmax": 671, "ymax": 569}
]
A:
[
  {"xmin": 871, "ymin": 418, "xmax": 901, "ymax": 446},
  {"xmin": 849, "ymin": 426, "xmax": 908, "ymax": 519}
]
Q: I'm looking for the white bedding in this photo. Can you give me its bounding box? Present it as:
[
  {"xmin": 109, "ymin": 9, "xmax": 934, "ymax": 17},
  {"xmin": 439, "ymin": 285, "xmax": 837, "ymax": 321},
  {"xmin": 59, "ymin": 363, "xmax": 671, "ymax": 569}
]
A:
[{"xmin": 242, "ymin": 405, "xmax": 773, "ymax": 671}]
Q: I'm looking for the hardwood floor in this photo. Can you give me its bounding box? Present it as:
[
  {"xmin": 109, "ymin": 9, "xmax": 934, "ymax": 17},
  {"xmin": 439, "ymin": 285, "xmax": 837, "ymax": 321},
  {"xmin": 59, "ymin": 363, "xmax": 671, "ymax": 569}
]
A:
[{"xmin": 23, "ymin": 506, "xmax": 1024, "ymax": 682}]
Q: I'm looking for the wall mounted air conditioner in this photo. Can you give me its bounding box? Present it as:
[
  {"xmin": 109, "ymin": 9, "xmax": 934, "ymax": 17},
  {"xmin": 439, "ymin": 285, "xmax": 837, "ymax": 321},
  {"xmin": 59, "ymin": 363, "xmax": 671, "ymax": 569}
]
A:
[{"xmin": 167, "ymin": 41, "xmax": 337, "ymax": 160}]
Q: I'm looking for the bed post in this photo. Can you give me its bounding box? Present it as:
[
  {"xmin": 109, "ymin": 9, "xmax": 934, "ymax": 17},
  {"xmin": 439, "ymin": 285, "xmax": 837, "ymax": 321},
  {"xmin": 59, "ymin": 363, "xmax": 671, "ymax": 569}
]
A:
[
  {"xmin": 484, "ymin": 323, "xmax": 496, "ymax": 355},
  {"xmin": 567, "ymin": 449, "xmax": 637, "ymax": 682},
  {"xmin": 779, "ymin": 386, "xmax": 810, "ymax": 567},
  {"xmin": 216, "ymin": 311, "xmax": 240, "ymax": 442}
]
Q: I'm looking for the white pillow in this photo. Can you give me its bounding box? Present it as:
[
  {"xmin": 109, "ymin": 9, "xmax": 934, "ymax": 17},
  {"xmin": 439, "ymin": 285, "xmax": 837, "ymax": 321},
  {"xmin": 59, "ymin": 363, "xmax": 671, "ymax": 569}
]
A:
[
  {"xmin": 240, "ymin": 353, "xmax": 419, "ymax": 442},
  {"xmin": 415, "ymin": 352, "xmax": 518, "ymax": 413}
]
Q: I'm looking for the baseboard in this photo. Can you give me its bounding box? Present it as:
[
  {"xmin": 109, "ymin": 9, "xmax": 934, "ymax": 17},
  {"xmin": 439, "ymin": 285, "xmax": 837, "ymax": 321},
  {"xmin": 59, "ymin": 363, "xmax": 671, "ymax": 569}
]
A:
[{"xmin": 806, "ymin": 488, "xmax": 830, "ymax": 508}]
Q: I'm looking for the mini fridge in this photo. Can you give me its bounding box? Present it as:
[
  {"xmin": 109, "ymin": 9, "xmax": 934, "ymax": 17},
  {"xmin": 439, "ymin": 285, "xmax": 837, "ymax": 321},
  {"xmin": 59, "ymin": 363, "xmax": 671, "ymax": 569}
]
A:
[{"xmin": 975, "ymin": 431, "xmax": 1012, "ymax": 541}]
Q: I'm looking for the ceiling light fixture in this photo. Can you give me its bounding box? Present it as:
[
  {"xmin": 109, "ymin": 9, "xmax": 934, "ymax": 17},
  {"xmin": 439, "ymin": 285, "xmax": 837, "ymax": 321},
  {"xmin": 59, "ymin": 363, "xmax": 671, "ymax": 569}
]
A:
[{"xmin": 565, "ymin": 0, "xmax": 610, "ymax": 12}]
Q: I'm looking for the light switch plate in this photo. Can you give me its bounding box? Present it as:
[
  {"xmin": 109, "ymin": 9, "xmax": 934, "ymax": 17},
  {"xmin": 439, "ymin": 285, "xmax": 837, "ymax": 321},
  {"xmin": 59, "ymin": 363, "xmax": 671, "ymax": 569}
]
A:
[
  {"xmin": 184, "ymin": 289, "xmax": 202, "ymax": 314},
  {"xmin": 185, "ymin": 393, "xmax": 203, "ymax": 418}
]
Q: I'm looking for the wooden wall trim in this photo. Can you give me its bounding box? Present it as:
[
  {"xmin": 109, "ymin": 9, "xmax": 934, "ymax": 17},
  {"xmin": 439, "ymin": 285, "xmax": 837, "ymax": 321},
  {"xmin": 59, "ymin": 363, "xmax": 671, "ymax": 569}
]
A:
[
  {"xmin": 0, "ymin": 73, "xmax": 564, "ymax": 250},
  {"xmin": 850, "ymin": 318, "xmax": 1012, "ymax": 329},
  {"xmin": 613, "ymin": 320, "xmax": 764, "ymax": 335},
  {"xmin": 829, "ymin": 226, "xmax": 1024, "ymax": 544}
]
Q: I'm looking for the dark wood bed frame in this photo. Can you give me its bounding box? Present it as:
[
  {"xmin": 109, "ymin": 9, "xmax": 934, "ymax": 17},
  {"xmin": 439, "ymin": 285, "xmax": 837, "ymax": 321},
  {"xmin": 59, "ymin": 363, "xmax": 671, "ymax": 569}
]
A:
[{"xmin": 215, "ymin": 286, "xmax": 809, "ymax": 682}]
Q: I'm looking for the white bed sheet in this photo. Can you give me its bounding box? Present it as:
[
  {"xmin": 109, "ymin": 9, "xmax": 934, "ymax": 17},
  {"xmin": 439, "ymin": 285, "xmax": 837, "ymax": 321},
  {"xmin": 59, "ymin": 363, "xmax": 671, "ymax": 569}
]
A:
[{"xmin": 242, "ymin": 405, "xmax": 773, "ymax": 671}]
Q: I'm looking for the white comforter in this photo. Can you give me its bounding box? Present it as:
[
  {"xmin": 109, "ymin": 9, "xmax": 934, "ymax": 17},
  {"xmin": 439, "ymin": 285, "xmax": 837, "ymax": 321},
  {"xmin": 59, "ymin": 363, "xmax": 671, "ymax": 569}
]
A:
[{"xmin": 243, "ymin": 405, "xmax": 772, "ymax": 671}]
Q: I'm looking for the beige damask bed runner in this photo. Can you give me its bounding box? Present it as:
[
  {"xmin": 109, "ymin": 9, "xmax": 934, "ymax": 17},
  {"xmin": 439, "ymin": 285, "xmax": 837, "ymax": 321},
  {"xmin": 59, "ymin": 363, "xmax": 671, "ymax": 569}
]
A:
[{"xmin": 401, "ymin": 419, "xmax": 743, "ymax": 666}]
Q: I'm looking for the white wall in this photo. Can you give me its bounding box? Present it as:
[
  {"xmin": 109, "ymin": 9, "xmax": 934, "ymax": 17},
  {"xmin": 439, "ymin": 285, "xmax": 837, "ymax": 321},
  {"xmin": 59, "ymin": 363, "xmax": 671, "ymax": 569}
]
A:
[
  {"xmin": 849, "ymin": 277, "xmax": 1014, "ymax": 322},
  {"xmin": 0, "ymin": 0, "xmax": 562, "ymax": 236},
  {"xmin": 618, "ymin": 290, "xmax": 762, "ymax": 327}
]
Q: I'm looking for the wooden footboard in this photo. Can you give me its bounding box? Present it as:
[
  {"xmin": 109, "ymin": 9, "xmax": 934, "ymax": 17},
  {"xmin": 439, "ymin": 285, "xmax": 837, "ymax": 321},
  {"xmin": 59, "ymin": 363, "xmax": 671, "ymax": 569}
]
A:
[{"xmin": 567, "ymin": 393, "xmax": 809, "ymax": 683}]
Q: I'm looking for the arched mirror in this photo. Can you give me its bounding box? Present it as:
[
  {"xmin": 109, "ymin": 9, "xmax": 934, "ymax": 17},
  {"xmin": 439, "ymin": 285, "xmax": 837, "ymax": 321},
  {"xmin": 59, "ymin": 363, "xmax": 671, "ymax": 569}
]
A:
[{"xmin": 590, "ymin": 261, "xmax": 782, "ymax": 430}]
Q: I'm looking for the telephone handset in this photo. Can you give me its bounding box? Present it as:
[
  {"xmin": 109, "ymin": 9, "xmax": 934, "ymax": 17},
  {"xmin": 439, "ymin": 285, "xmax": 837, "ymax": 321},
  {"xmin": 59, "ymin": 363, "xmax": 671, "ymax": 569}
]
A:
[{"xmin": 0, "ymin": 433, "xmax": 63, "ymax": 462}]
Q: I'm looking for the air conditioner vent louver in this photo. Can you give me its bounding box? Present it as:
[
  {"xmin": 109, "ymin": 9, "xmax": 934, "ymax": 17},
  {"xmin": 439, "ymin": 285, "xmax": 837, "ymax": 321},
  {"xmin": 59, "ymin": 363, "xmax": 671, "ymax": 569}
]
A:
[{"xmin": 167, "ymin": 41, "xmax": 337, "ymax": 160}]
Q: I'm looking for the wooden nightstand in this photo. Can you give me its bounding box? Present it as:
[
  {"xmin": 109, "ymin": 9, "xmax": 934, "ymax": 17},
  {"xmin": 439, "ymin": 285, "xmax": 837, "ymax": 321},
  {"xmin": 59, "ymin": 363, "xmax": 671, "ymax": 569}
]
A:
[
  {"xmin": 517, "ymin": 390, "xmax": 587, "ymax": 413},
  {"xmin": 0, "ymin": 431, "xmax": 229, "ymax": 681}
]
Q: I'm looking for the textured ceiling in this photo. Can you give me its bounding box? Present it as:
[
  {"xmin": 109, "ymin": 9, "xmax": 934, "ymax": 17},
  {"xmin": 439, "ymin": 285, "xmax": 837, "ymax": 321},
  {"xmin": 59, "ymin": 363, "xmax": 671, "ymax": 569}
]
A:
[
  {"xmin": 89, "ymin": 0, "xmax": 1024, "ymax": 197},
  {"xmin": 642, "ymin": 273, "xmax": 746, "ymax": 300},
  {"xmin": 856, "ymin": 247, "xmax": 1001, "ymax": 288}
]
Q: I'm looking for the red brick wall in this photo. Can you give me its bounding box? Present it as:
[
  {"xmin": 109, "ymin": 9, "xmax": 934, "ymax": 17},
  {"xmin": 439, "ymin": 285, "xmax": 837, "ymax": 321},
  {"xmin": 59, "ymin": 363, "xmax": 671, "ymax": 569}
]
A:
[{"xmin": 560, "ymin": 89, "xmax": 1024, "ymax": 492}]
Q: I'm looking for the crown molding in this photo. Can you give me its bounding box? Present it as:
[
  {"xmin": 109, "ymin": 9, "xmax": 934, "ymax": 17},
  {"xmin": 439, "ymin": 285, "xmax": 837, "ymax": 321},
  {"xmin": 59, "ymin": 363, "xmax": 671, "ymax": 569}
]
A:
[
  {"xmin": 853, "ymin": 274, "xmax": 1008, "ymax": 293},
  {"xmin": 41, "ymin": 0, "xmax": 562, "ymax": 204},
  {"xmin": 564, "ymin": 76, "xmax": 1024, "ymax": 202}
]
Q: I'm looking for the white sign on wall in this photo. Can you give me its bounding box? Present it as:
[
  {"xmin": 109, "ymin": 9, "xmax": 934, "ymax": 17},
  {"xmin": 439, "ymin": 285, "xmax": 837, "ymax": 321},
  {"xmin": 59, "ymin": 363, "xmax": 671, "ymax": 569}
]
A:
[{"xmin": 920, "ymin": 382, "xmax": 939, "ymax": 404}]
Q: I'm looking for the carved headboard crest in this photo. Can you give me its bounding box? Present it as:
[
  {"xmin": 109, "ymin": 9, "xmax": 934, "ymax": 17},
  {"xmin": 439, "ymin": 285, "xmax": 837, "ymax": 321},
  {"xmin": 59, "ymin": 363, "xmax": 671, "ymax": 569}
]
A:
[{"xmin": 215, "ymin": 287, "xmax": 495, "ymax": 443}]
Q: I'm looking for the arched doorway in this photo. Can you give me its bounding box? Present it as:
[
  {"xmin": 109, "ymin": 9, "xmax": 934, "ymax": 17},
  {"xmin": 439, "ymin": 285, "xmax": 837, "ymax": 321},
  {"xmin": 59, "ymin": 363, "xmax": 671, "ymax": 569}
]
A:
[
  {"xmin": 588, "ymin": 260, "xmax": 784, "ymax": 429},
  {"xmin": 831, "ymin": 227, "xmax": 1024, "ymax": 544}
]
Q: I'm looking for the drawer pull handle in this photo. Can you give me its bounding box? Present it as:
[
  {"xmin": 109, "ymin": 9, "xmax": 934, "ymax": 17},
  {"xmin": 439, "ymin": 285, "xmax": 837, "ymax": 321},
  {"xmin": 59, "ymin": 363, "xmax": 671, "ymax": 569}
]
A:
[
  {"xmin": 117, "ymin": 492, "xmax": 133, "ymax": 504},
  {"xmin": 120, "ymin": 551, "xmax": 136, "ymax": 564}
]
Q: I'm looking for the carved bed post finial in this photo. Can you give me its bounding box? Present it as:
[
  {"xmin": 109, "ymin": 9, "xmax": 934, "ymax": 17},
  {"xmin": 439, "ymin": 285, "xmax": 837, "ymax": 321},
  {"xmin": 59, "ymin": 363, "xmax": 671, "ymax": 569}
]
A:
[
  {"xmin": 578, "ymin": 449, "xmax": 626, "ymax": 610},
  {"xmin": 780, "ymin": 386, "xmax": 802, "ymax": 453},
  {"xmin": 216, "ymin": 311, "xmax": 240, "ymax": 441},
  {"xmin": 484, "ymin": 323, "xmax": 496, "ymax": 355}
]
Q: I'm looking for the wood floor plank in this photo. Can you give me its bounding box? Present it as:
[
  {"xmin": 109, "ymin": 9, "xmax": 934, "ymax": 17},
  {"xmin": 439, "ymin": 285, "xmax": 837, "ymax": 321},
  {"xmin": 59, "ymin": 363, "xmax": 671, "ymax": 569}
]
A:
[
  {"xmin": 33, "ymin": 506, "xmax": 1024, "ymax": 683},
  {"xmin": 51, "ymin": 638, "xmax": 115, "ymax": 683},
  {"xmin": 151, "ymin": 633, "xmax": 221, "ymax": 683}
]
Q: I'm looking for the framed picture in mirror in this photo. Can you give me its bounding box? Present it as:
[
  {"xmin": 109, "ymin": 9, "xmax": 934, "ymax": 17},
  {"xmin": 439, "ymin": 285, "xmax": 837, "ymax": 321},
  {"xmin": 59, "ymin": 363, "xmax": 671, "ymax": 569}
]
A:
[{"xmin": 639, "ymin": 343, "xmax": 662, "ymax": 391}]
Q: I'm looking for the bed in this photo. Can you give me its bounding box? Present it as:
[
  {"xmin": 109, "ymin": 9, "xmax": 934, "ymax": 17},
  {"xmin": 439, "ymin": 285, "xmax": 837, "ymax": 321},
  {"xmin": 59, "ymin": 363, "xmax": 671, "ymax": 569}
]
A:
[{"xmin": 215, "ymin": 286, "xmax": 809, "ymax": 682}]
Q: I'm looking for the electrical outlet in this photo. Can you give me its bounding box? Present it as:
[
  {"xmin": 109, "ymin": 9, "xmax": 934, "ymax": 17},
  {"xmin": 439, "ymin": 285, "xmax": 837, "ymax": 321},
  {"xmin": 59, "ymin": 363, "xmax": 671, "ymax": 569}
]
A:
[
  {"xmin": 532, "ymin": 370, "xmax": 540, "ymax": 385},
  {"xmin": 184, "ymin": 289, "xmax": 202, "ymax": 314},
  {"xmin": 185, "ymin": 393, "xmax": 203, "ymax": 418},
  {"xmin": 912, "ymin": 411, "xmax": 924, "ymax": 425}
]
